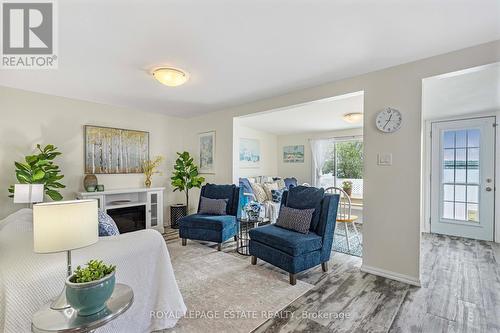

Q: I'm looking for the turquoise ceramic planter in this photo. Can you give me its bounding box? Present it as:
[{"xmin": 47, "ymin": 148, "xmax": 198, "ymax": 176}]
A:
[{"xmin": 65, "ymin": 271, "xmax": 115, "ymax": 316}]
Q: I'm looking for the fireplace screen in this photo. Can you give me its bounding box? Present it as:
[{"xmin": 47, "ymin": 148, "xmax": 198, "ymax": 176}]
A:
[{"xmin": 107, "ymin": 205, "xmax": 146, "ymax": 233}]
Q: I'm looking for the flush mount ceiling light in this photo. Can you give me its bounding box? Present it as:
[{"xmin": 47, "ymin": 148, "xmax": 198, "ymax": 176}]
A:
[
  {"xmin": 152, "ymin": 67, "xmax": 189, "ymax": 87},
  {"xmin": 343, "ymin": 112, "xmax": 363, "ymax": 124}
]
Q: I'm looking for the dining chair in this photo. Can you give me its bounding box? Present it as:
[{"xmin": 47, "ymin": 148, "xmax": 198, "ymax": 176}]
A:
[{"xmin": 325, "ymin": 187, "xmax": 360, "ymax": 252}]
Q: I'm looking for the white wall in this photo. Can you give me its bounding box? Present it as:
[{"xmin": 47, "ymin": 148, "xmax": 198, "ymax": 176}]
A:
[
  {"xmin": 235, "ymin": 124, "xmax": 278, "ymax": 179},
  {"xmin": 277, "ymin": 128, "xmax": 363, "ymax": 184},
  {"xmin": 181, "ymin": 40, "xmax": 500, "ymax": 285},
  {"xmin": 0, "ymin": 86, "xmax": 185, "ymax": 221}
]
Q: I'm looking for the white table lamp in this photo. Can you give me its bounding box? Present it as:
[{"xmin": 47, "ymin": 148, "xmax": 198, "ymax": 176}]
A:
[
  {"xmin": 33, "ymin": 200, "xmax": 98, "ymax": 310},
  {"xmin": 13, "ymin": 184, "xmax": 44, "ymax": 207}
]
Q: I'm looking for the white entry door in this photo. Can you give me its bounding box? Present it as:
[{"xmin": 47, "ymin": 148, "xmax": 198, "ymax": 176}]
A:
[{"xmin": 431, "ymin": 117, "xmax": 495, "ymax": 241}]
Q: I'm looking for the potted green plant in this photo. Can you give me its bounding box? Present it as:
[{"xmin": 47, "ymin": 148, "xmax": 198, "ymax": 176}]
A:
[
  {"xmin": 342, "ymin": 180, "xmax": 353, "ymax": 197},
  {"xmin": 65, "ymin": 260, "xmax": 116, "ymax": 316},
  {"xmin": 171, "ymin": 151, "xmax": 205, "ymax": 213},
  {"xmin": 8, "ymin": 144, "xmax": 65, "ymax": 200}
]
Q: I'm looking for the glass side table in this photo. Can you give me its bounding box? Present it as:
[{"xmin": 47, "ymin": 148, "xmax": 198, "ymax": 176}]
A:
[
  {"xmin": 237, "ymin": 217, "xmax": 270, "ymax": 256},
  {"xmin": 32, "ymin": 283, "xmax": 134, "ymax": 333}
]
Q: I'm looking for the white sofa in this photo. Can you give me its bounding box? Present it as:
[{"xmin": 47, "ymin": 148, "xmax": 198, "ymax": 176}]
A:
[{"xmin": 0, "ymin": 209, "xmax": 186, "ymax": 333}]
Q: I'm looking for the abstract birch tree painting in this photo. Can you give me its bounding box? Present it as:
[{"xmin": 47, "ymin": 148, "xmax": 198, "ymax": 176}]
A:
[{"xmin": 85, "ymin": 126, "xmax": 149, "ymax": 174}]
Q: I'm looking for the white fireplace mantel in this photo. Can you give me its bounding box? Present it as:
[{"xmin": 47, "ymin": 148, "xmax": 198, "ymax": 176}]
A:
[{"xmin": 77, "ymin": 187, "xmax": 165, "ymax": 233}]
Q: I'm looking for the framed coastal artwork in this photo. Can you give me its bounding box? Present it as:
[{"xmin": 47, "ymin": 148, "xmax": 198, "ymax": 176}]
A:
[
  {"xmin": 84, "ymin": 125, "xmax": 149, "ymax": 174},
  {"xmin": 198, "ymin": 131, "xmax": 216, "ymax": 174},
  {"xmin": 239, "ymin": 138, "xmax": 260, "ymax": 168},
  {"xmin": 283, "ymin": 145, "xmax": 305, "ymax": 163}
]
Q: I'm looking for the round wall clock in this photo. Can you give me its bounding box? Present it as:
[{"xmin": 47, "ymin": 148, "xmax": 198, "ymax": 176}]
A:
[{"xmin": 376, "ymin": 107, "xmax": 402, "ymax": 133}]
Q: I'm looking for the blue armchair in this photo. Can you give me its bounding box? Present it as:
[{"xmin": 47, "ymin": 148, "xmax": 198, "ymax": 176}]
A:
[
  {"xmin": 179, "ymin": 184, "xmax": 240, "ymax": 251},
  {"xmin": 249, "ymin": 186, "xmax": 340, "ymax": 285}
]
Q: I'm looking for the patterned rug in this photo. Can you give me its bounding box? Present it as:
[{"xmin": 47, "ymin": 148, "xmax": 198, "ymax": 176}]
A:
[
  {"xmin": 159, "ymin": 234, "xmax": 313, "ymax": 333},
  {"xmin": 333, "ymin": 222, "xmax": 363, "ymax": 257}
]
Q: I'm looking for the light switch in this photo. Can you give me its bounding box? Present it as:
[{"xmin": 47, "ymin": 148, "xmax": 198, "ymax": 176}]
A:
[{"xmin": 378, "ymin": 153, "xmax": 392, "ymax": 166}]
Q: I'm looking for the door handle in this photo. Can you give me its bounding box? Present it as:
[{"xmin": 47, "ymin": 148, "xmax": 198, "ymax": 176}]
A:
[{"xmin": 486, "ymin": 187, "xmax": 493, "ymax": 192}]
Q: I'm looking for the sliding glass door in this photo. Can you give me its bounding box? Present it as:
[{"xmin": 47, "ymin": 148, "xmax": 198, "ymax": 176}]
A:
[{"xmin": 317, "ymin": 138, "xmax": 363, "ymax": 198}]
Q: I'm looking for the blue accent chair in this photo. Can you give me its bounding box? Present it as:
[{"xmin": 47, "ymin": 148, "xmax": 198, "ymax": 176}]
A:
[
  {"xmin": 179, "ymin": 184, "xmax": 240, "ymax": 251},
  {"xmin": 249, "ymin": 186, "xmax": 340, "ymax": 285}
]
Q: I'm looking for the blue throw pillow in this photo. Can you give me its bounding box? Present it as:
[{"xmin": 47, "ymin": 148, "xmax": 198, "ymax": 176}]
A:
[
  {"xmin": 271, "ymin": 189, "xmax": 284, "ymax": 203},
  {"xmin": 98, "ymin": 209, "xmax": 120, "ymax": 236}
]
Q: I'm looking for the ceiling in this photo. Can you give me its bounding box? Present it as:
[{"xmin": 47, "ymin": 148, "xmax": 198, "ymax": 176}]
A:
[
  {"xmin": 422, "ymin": 62, "xmax": 500, "ymax": 120},
  {"xmin": 0, "ymin": 0, "xmax": 499, "ymax": 117},
  {"xmin": 238, "ymin": 92, "xmax": 363, "ymax": 135}
]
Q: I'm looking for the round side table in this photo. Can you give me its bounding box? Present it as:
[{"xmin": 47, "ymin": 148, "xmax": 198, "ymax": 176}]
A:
[
  {"xmin": 32, "ymin": 283, "xmax": 134, "ymax": 333},
  {"xmin": 237, "ymin": 217, "xmax": 269, "ymax": 256}
]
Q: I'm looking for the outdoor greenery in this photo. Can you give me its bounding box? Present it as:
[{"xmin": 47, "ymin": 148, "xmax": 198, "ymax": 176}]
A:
[
  {"xmin": 171, "ymin": 151, "xmax": 205, "ymax": 212},
  {"xmin": 322, "ymin": 141, "xmax": 363, "ymax": 179},
  {"xmin": 8, "ymin": 144, "xmax": 65, "ymax": 201},
  {"xmin": 70, "ymin": 260, "xmax": 116, "ymax": 283}
]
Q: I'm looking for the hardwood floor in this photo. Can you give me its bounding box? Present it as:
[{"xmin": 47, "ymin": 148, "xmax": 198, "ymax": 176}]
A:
[{"xmin": 163, "ymin": 229, "xmax": 500, "ymax": 333}]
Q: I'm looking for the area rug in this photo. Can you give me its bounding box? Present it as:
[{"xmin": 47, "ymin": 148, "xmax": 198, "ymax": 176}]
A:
[
  {"xmin": 333, "ymin": 222, "xmax": 363, "ymax": 257},
  {"xmin": 159, "ymin": 241, "xmax": 314, "ymax": 333}
]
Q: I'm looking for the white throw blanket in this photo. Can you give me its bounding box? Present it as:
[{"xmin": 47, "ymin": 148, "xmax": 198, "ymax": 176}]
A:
[{"xmin": 0, "ymin": 209, "xmax": 186, "ymax": 333}]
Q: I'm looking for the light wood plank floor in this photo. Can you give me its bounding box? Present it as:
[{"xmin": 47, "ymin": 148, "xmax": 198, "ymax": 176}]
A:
[{"xmin": 164, "ymin": 229, "xmax": 500, "ymax": 333}]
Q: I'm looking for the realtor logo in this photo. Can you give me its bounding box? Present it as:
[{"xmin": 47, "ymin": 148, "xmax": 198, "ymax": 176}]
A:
[{"xmin": 1, "ymin": 0, "xmax": 57, "ymax": 68}]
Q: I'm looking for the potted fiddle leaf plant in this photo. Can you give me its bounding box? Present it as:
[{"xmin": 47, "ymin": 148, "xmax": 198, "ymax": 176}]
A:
[
  {"xmin": 8, "ymin": 144, "xmax": 65, "ymax": 201},
  {"xmin": 171, "ymin": 152, "xmax": 205, "ymax": 213},
  {"xmin": 66, "ymin": 260, "xmax": 116, "ymax": 316},
  {"xmin": 342, "ymin": 180, "xmax": 353, "ymax": 197}
]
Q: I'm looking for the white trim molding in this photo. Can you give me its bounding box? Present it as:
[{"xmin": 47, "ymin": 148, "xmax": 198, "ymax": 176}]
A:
[{"xmin": 361, "ymin": 264, "xmax": 421, "ymax": 287}]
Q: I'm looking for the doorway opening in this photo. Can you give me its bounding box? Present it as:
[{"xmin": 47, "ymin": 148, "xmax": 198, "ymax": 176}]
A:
[
  {"xmin": 422, "ymin": 62, "xmax": 500, "ymax": 242},
  {"xmin": 232, "ymin": 91, "xmax": 365, "ymax": 257}
]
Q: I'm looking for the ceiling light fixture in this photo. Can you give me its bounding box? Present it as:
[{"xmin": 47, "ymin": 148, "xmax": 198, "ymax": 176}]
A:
[
  {"xmin": 343, "ymin": 112, "xmax": 363, "ymax": 124},
  {"xmin": 153, "ymin": 67, "xmax": 189, "ymax": 87}
]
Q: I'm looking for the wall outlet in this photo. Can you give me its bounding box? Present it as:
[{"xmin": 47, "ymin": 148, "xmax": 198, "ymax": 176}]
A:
[{"xmin": 378, "ymin": 153, "xmax": 392, "ymax": 166}]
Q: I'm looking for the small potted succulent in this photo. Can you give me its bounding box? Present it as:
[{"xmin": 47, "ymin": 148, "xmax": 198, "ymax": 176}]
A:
[
  {"xmin": 342, "ymin": 180, "xmax": 353, "ymax": 197},
  {"xmin": 66, "ymin": 260, "xmax": 116, "ymax": 316},
  {"xmin": 245, "ymin": 201, "xmax": 262, "ymax": 221}
]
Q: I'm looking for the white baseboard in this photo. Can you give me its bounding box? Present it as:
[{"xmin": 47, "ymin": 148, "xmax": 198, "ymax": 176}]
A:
[{"xmin": 360, "ymin": 265, "xmax": 421, "ymax": 287}]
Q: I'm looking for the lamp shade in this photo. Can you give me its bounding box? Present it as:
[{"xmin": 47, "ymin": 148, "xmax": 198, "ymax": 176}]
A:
[
  {"xmin": 14, "ymin": 184, "xmax": 44, "ymax": 203},
  {"xmin": 33, "ymin": 200, "xmax": 98, "ymax": 253}
]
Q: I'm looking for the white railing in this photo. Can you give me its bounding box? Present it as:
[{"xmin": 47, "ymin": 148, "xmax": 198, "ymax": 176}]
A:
[{"xmin": 319, "ymin": 175, "xmax": 363, "ymax": 198}]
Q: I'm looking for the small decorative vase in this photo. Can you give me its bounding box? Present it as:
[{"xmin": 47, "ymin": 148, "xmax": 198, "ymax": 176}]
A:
[
  {"xmin": 84, "ymin": 174, "xmax": 98, "ymax": 189},
  {"xmin": 144, "ymin": 176, "xmax": 152, "ymax": 188},
  {"xmin": 343, "ymin": 188, "xmax": 352, "ymax": 197},
  {"xmin": 66, "ymin": 271, "xmax": 115, "ymax": 316},
  {"xmin": 86, "ymin": 185, "xmax": 97, "ymax": 192}
]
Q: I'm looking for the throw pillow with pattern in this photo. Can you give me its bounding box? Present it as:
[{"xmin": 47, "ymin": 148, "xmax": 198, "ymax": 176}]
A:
[
  {"xmin": 98, "ymin": 209, "xmax": 120, "ymax": 236},
  {"xmin": 271, "ymin": 189, "xmax": 284, "ymax": 203},
  {"xmin": 263, "ymin": 182, "xmax": 279, "ymax": 201},
  {"xmin": 276, "ymin": 206, "xmax": 315, "ymax": 234},
  {"xmin": 250, "ymin": 183, "xmax": 267, "ymax": 203},
  {"xmin": 198, "ymin": 196, "xmax": 228, "ymax": 215}
]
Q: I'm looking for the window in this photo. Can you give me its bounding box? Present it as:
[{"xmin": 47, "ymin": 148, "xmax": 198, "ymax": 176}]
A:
[
  {"xmin": 318, "ymin": 139, "xmax": 364, "ymax": 198},
  {"xmin": 441, "ymin": 129, "xmax": 479, "ymax": 222}
]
